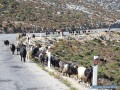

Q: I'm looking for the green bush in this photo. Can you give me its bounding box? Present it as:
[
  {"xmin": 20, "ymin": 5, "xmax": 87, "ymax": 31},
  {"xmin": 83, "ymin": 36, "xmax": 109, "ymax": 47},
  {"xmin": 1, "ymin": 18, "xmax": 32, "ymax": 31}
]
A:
[{"xmin": 93, "ymin": 38, "xmax": 102, "ymax": 43}]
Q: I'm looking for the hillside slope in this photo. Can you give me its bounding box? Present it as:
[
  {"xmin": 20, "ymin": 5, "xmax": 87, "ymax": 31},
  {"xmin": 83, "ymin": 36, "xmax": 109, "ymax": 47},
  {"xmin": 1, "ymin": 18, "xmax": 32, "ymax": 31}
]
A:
[{"xmin": 0, "ymin": 0, "xmax": 120, "ymax": 33}]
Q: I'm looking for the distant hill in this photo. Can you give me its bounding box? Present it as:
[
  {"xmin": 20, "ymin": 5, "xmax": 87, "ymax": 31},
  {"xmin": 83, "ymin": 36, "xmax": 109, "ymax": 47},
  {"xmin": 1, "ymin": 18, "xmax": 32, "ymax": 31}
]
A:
[{"xmin": 0, "ymin": 0, "xmax": 120, "ymax": 33}]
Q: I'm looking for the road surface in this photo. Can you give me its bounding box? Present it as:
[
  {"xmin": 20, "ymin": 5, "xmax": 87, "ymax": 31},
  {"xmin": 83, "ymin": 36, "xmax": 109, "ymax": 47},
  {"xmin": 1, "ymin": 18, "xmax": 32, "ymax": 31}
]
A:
[{"xmin": 0, "ymin": 34, "xmax": 69, "ymax": 90}]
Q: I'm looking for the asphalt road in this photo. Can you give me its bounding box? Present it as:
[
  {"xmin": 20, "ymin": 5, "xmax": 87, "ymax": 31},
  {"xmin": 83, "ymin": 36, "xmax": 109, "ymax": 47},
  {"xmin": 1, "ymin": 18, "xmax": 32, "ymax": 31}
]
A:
[{"xmin": 0, "ymin": 34, "xmax": 69, "ymax": 90}]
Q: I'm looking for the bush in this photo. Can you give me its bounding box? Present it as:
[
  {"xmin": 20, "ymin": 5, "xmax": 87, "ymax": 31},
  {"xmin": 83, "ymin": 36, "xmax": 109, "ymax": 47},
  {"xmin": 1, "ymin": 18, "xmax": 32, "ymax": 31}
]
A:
[{"xmin": 93, "ymin": 38, "xmax": 102, "ymax": 43}]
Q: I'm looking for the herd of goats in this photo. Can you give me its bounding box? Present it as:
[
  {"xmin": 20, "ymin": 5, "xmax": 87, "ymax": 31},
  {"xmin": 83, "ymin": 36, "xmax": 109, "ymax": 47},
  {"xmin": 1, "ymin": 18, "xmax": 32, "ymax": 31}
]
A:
[{"xmin": 3, "ymin": 35, "xmax": 93, "ymax": 87}]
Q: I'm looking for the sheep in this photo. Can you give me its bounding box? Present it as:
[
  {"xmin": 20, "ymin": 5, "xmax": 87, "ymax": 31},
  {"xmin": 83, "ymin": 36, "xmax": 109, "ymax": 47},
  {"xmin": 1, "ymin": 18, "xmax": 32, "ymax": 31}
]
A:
[
  {"xmin": 77, "ymin": 66, "xmax": 93, "ymax": 86},
  {"xmin": 61, "ymin": 63, "xmax": 78, "ymax": 77},
  {"xmin": 62, "ymin": 63, "xmax": 69, "ymax": 76},
  {"xmin": 77, "ymin": 67, "xmax": 86, "ymax": 83},
  {"xmin": 16, "ymin": 41, "xmax": 21, "ymax": 54},
  {"xmin": 26, "ymin": 50, "xmax": 32, "ymax": 61},
  {"xmin": 10, "ymin": 44, "xmax": 16, "ymax": 55},
  {"xmin": 4, "ymin": 40, "xmax": 9, "ymax": 46}
]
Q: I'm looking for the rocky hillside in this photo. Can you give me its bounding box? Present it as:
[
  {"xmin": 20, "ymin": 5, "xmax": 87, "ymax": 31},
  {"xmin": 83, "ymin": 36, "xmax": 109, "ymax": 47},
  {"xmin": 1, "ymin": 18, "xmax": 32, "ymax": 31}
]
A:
[
  {"xmin": 42, "ymin": 0, "xmax": 120, "ymax": 22},
  {"xmin": 0, "ymin": 0, "xmax": 120, "ymax": 33},
  {"xmin": 51, "ymin": 31, "xmax": 120, "ymax": 87}
]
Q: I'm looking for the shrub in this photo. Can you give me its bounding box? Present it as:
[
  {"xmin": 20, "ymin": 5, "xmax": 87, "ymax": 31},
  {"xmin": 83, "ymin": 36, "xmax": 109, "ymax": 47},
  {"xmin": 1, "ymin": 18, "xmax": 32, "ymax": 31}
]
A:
[{"xmin": 93, "ymin": 38, "xmax": 102, "ymax": 44}]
